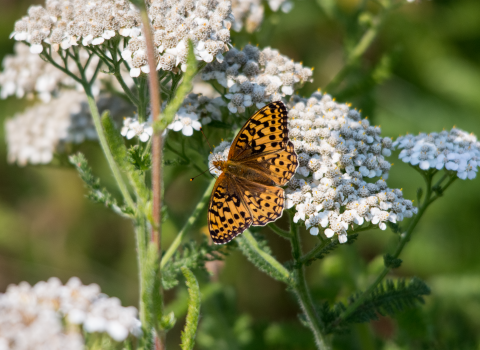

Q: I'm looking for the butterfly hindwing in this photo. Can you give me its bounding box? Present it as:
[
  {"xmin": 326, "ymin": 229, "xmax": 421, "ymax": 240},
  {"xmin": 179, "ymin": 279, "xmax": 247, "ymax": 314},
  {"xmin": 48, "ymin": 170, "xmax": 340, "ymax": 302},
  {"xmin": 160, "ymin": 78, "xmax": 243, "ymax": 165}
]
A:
[
  {"xmin": 234, "ymin": 176, "xmax": 285, "ymax": 226},
  {"xmin": 208, "ymin": 173, "xmax": 253, "ymax": 244}
]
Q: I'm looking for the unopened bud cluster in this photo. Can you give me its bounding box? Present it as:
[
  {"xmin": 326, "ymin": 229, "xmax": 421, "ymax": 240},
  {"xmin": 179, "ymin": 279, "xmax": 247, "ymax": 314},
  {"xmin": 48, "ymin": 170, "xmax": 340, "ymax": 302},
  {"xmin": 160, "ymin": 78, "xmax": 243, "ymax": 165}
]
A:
[
  {"xmin": 394, "ymin": 128, "xmax": 479, "ymax": 180},
  {"xmin": 202, "ymin": 44, "xmax": 313, "ymax": 114}
]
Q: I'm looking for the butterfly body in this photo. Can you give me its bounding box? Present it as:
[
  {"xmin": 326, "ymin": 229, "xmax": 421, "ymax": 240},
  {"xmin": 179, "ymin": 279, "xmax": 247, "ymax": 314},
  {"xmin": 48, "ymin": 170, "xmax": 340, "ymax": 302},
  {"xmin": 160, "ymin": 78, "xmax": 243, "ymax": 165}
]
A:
[{"xmin": 207, "ymin": 101, "xmax": 298, "ymax": 244}]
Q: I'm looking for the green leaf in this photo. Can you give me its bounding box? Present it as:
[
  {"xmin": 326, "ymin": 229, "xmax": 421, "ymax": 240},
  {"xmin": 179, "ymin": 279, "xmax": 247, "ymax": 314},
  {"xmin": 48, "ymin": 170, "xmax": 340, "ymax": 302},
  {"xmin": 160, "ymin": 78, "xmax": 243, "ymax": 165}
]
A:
[
  {"xmin": 69, "ymin": 153, "xmax": 132, "ymax": 216},
  {"xmin": 128, "ymin": 145, "xmax": 152, "ymax": 172},
  {"xmin": 180, "ymin": 267, "xmax": 201, "ymax": 350},
  {"xmin": 384, "ymin": 253, "xmax": 402, "ymax": 269},
  {"xmin": 326, "ymin": 277, "xmax": 431, "ymax": 333}
]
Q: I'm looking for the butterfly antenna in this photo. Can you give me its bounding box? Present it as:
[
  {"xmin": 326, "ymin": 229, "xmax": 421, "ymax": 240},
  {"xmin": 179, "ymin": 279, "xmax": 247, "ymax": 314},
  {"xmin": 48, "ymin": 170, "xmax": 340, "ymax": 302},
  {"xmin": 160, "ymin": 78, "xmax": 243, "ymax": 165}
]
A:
[
  {"xmin": 190, "ymin": 167, "xmax": 217, "ymax": 181},
  {"xmin": 200, "ymin": 127, "xmax": 214, "ymax": 153}
]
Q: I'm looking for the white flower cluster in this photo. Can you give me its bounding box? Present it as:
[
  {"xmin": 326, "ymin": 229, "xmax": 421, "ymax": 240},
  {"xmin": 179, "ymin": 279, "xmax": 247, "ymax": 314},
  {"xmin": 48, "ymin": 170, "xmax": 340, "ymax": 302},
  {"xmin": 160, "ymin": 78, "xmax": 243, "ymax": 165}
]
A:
[
  {"xmin": 121, "ymin": 0, "xmax": 233, "ymax": 77},
  {"xmin": 283, "ymin": 93, "xmax": 417, "ymax": 242},
  {"xmin": 0, "ymin": 277, "xmax": 141, "ymax": 349},
  {"xmin": 121, "ymin": 116, "xmax": 153, "ymax": 142},
  {"xmin": 168, "ymin": 93, "xmax": 225, "ymax": 136},
  {"xmin": 11, "ymin": 0, "xmax": 142, "ymax": 53},
  {"xmin": 0, "ymin": 43, "xmax": 100, "ymax": 102},
  {"xmin": 5, "ymin": 91, "xmax": 133, "ymax": 166},
  {"xmin": 394, "ymin": 128, "xmax": 480, "ymax": 180},
  {"xmin": 202, "ymin": 45, "xmax": 313, "ymax": 113},
  {"xmin": 120, "ymin": 92, "xmax": 225, "ymax": 141}
]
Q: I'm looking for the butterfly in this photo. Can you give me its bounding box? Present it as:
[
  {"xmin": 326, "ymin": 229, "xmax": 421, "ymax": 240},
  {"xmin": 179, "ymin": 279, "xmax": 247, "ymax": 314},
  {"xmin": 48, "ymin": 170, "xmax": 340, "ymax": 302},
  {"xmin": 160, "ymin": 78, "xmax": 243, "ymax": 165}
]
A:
[{"xmin": 208, "ymin": 101, "xmax": 298, "ymax": 244}]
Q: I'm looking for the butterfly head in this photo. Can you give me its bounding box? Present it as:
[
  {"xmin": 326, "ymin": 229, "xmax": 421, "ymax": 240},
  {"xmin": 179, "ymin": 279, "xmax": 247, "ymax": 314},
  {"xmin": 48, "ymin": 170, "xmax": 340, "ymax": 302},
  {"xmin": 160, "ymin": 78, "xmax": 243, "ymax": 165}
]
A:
[{"xmin": 212, "ymin": 160, "xmax": 227, "ymax": 172}]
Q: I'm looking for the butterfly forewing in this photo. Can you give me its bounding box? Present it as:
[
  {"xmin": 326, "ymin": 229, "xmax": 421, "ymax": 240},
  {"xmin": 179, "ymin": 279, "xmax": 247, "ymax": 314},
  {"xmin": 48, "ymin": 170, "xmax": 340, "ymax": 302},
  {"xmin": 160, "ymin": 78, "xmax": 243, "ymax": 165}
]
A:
[
  {"xmin": 208, "ymin": 173, "xmax": 253, "ymax": 244},
  {"xmin": 229, "ymin": 101, "xmax": 289, "ymax": 161}
]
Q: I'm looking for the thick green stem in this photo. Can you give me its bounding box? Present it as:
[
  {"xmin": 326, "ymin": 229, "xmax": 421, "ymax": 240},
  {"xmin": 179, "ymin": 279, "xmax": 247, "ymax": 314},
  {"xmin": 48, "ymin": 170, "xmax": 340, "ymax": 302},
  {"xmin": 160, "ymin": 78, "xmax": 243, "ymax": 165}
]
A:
[
  {"xmin": 290, "ymin": 223, "xmax": 329, "ymax": 350},
  {"xmin": 160, "ymin": 179, "xmax": 216, "ymax": 269},
  {"xmin": 136, "ymin": 215, "xmax": 149, "ymax": 327}
]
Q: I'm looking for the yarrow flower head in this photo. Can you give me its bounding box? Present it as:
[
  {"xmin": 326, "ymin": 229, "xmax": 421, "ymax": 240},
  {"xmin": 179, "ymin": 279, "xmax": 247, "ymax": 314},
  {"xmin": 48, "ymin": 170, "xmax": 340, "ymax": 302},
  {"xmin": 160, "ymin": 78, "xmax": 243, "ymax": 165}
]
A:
[
  {"xmin": 202, "ymin": 44, "xmax": 313, "ymax": 113},
  {"xmin": 121, "ymin": 116, "xmax": 154, "ymax": 142},
  {"xmin": 0, "ymin": 277, "xmax": 141, "ymax": 349},
  {"xmin": 167, "ymin": 93, "xmax": 225, "ymax": 136},
  {"xmin": 11, "ymin": 0, "xmax": 142, "ymax": 53},
  {"xmin": 11, "ymin": 0, "xmax": 232, "ymax": 76},
  {"xmin": 5, "ymin": 91, "xmax": 133, "ymax": 166},
  {"xmin": 393, "ymin": 128, "xmax": 480, "ymax": 180},
  {"xmin": 121, "ymin": 0, "xmax": 233, "ymax": 76},
  {"xmin": 284, "ymin": 92, "xmax": 416, "ymax": 242}
]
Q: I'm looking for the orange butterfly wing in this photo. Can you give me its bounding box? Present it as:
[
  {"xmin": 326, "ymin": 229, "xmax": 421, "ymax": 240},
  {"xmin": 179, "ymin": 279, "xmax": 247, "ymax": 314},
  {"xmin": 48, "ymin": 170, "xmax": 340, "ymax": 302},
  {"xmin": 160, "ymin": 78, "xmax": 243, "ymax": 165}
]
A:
[
  {"xmin": 208, "ymin": 173, "xmax": 253, "ymax": 244},
  {"xmin": 208, "ymin": 102, "xmax": 298, "ymax": 244},
  {"xmin": 229, "ymin": 101, "xmax": 298, "ymax": 186}
]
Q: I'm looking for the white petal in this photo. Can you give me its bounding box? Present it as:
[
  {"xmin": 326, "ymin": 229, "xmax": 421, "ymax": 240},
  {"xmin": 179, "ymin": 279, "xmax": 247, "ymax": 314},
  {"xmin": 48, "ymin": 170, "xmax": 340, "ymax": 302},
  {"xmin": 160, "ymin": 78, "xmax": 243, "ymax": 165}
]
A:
[
  {"xmin": 130, "ymin": 67, "xmax": 141, "ymax": 77},
  {"xmin": 141, "ymin": 65, "xmax": 150, "ymax": 73},
  {"xmin": 126, "ymin": 130, "xmax": 136, "ymax": 139},
  {"xmin": 338, "ymin": 233, "xmax": 348, "ymax": 244},
  {"xmin": 182, "ymin": 125, "xmax": 193, "ymax": 136},
  {"xmin": 106, "ymin": 321, "xmax": 129, "ymax": 342},
  {"xmin": 172, "ymin": 121, "xmax": 184, "ymax": 131},
  {"xmin": 139, "ymin": 133, "xmax": 150, "ymax": 142},
  {"xmin": 30, "ymin": 44, "xmax": 43, "ymax": 54},
  {"xmin": 92, "ymin": 37, "xmax": 105, "ymax": 45},
  {"xmin": 310, "ymin": 227, "xmax": 319, "ymax": 236},
  {"xmin": 324, "ymin": 229, "xmax": 334, "ymax": 238},
  {"xmin": 192, "ymin": 120, "xmax": 202, "ymax": 130}
]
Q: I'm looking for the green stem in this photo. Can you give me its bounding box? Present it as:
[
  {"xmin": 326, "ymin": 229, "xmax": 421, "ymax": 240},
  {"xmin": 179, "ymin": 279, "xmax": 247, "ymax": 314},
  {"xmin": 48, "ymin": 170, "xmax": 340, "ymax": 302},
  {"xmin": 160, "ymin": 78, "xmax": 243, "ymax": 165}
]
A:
[
  {"xmin": 268, "ymin": 222, "xmax": 291, "ymax": 239},
  {"xmin": 135, "ymin": 215, "xmax": 149, "ymax": 327},
  {"xmin": 109, "ymin": 46, "xmax": 140, "ymax": 106},
  {"xmin": 290, "ymin": 222, "xmax": 329, "ymax": 350},
  {"xmin": 160, "ymin": 179, "xmax": 216, "ymax": 269},
  {"xmin": 137, "ymin": 76, "xmax": 148, "ymax": 123}
]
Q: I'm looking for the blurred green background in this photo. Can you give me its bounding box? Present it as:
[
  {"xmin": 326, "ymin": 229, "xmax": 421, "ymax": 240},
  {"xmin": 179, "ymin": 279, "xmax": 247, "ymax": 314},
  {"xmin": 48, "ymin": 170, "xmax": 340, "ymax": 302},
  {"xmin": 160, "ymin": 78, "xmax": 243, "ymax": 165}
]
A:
[{"xmin": 1, "ymin": 0, "xmax": 480, "ymax": 349}]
